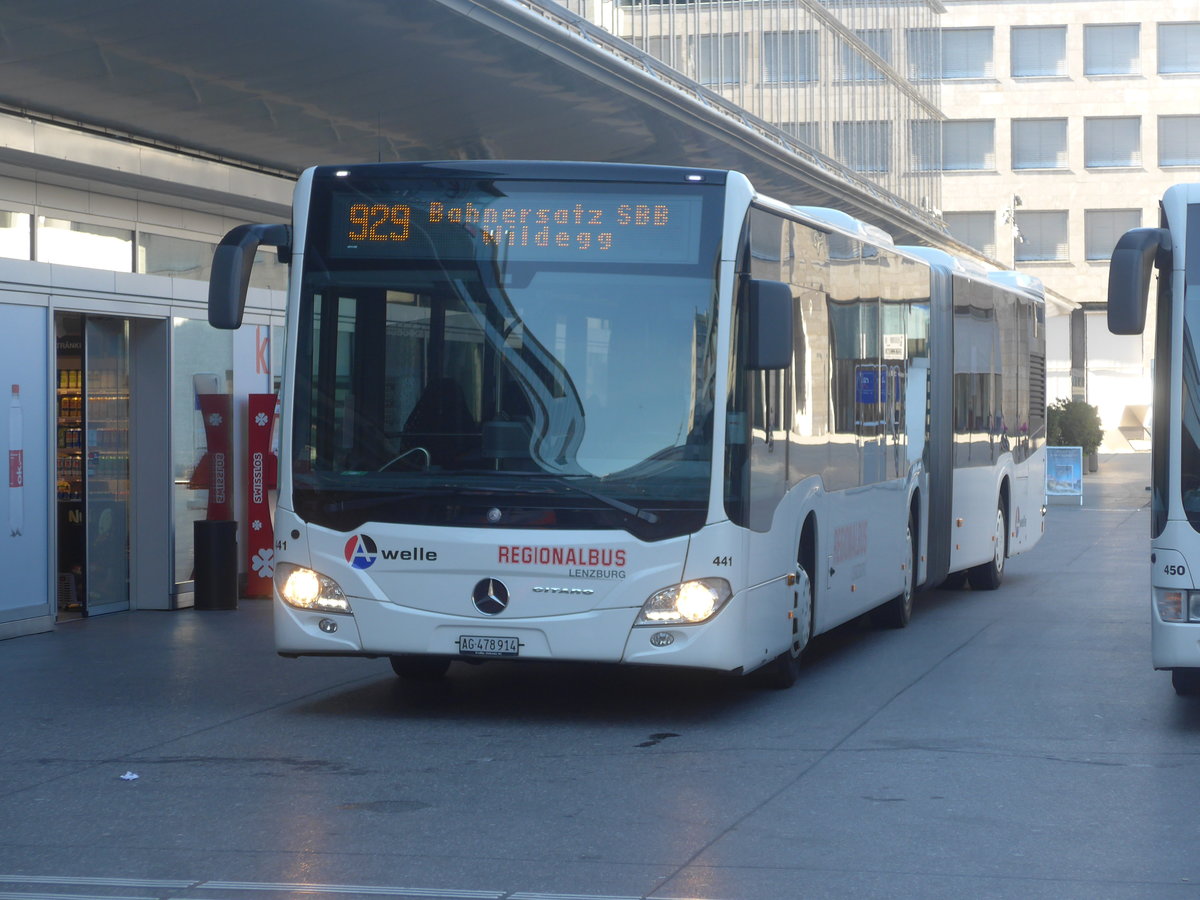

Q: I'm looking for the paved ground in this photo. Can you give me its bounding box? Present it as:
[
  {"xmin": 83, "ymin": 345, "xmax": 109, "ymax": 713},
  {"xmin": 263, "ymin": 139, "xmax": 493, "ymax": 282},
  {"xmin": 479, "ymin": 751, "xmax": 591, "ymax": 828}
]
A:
[{"xmin": 2, "ymin": 452, "xmax": 1197, "ymax": 900}]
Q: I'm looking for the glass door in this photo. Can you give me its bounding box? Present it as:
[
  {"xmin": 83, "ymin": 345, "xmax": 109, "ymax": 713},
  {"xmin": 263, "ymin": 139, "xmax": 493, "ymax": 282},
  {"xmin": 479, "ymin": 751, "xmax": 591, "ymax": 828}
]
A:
[{"xmin": 84, "ymin": 317, "xmax": 130, "ymax": 616}]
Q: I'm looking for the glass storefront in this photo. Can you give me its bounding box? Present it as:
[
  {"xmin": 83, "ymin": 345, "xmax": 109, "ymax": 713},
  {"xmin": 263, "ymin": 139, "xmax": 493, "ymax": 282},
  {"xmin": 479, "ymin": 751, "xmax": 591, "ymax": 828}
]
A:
[
  {"xmin": 38, "ymin": 217, "xmax": 134, "ymax": 272},
  {"xmin": 0, "ymin": 211, "xmax": 31, "ymax": 260},
  {"xmin": 54, "ymin": 313, "xmax": 132, "ymax": 619}
]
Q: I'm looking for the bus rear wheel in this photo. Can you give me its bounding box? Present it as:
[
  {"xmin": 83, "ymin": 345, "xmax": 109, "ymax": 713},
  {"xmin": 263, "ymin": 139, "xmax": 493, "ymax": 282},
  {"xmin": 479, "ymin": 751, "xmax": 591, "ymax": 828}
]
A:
[
  {"xmin": 967, "ymin": 504, "xmax": 1007, "ymax": 591},
  {"xmin": 389, "ymin": 655, "xmax": 451, "ymax": 681}
]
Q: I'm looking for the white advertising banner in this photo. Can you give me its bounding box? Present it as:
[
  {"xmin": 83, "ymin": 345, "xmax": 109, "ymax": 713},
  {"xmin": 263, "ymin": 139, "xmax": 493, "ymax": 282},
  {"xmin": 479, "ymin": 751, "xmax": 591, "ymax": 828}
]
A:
[{"xmin": 0, "ymin": 304, "xmax": 49, "ymax": 622}]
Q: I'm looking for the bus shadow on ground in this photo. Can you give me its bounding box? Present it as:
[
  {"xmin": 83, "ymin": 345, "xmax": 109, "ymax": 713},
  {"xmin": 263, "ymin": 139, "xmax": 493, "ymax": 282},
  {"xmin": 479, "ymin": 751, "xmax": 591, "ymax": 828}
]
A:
[
  {"xmin": 293, "ymin": 657, "xmax": 759, "ymax": 725},
  {"xmin": 288, "ymin": 583, "xmax": 1000, "ymax": 725}
]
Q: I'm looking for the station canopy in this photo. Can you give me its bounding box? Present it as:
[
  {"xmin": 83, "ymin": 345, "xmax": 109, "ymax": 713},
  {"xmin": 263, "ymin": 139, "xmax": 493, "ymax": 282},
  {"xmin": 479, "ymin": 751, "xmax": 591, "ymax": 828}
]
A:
[{"xmin": 0, "ymin": 0, "xmax": 946, "ymax": 245}]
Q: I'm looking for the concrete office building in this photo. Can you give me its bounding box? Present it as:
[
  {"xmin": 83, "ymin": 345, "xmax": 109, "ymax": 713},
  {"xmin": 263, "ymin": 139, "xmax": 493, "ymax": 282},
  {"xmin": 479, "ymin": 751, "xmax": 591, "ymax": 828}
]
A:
[
  {"xmin": 570, "ymin": 0, "xmax": 946, "ymax": 223},
  {"xmin": 578, "ymin": 0, "xmax": 1198, "ymax": 445},
  {"xmin": 933, "ymin": 0, "xmax": 1199, "ymax": 448}
]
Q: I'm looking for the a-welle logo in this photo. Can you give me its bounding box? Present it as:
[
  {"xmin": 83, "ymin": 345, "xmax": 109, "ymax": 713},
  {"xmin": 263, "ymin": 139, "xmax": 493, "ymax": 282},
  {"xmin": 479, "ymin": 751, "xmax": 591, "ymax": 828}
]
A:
[{"xmin": 343, "ymin": 535, "xmax": 439, "ymax": 570}]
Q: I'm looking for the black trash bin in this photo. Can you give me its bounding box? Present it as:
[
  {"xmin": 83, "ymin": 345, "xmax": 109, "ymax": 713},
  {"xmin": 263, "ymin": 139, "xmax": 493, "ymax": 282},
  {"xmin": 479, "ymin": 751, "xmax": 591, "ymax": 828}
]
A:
[{"xmin": 194, "ymin": 520, "xmax": 238, "ymax": 610}]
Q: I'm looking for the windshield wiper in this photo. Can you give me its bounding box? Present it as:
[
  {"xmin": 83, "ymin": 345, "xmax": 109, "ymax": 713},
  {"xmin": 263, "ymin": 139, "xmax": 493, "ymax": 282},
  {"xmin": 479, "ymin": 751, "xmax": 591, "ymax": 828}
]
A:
[
  {"xmin": 549, "ymin": 476, "xmax": 659, "ymax": 524},
  {"xmin": 312, "ymin": 475, "xmax": 659, "ymax": 524},
  {"xmin": 320, "ymin": 485, "xmax": 478, "ymax": 514}
]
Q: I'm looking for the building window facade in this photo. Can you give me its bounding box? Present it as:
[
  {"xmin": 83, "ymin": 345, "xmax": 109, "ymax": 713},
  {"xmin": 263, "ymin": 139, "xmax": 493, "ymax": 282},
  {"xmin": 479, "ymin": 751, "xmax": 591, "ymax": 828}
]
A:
[
  {"xmin": 1012, "ymin": 119, "xmax": 1068, "ymax": 169},
  {"xmin": 1158, "ymin": 23, "xmax": 1200, "ymax": 74},
  {"xmin": 1159, "ymin": 115, "xmax": 1200, "ymax": 166},
  {"xmin": 1015, "ymin": 211, "xmax": 1069, "ymax": 262},
  {"xmin": 1011, "ymin": 26, "xmax": 1068, "ymax": 78},
  {"xmin": 694, "ymin": 33, "xmax": 743, "ymax": 85},
  {"xmin": 0, "ymin": 211, "xmax": 31, "ymax": 260},
  {"xmin": 780, "ymin": 121, "xmax": 819, "ymax": 149},
  {"xmin": 835, "ymin": 121, "xmax": 891, "ymax": 173},
  {"xmin": 1085, "ymin": 116, "xmax": 1141, "ymax": 168},
  {"xmin": 1084, "ymin": 24, "xmax": 1140, "ymax": 76},
  {"xmin": 941, "ymin": 28, "xmax": 994, "ymax": 79},
  {"xmin": 944, "ymin": 211, "xmax": 997, "ymax": 258},
  {"xmin": 1085, "ymin": 210, "xmax": 1142, "ymax": 260},
  {"xmin": 761, "ymin": 31, "xmax": 817, "ymax": 84},
  {"xmin": 840, "ymin": 29, "xmax": 891, "ymax": 82},
  {"xmin": 938, "ymin": 120, "xmax": 995, "ymax": 171},
  {"xmin": 36, "ymin": 217, "xmax": 134, "ymax": 272}
]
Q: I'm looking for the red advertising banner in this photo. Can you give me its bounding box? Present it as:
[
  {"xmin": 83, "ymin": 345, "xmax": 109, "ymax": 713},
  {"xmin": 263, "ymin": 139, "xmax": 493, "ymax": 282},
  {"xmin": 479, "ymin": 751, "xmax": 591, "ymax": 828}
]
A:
[
  {"xmin": 245, "ymin": 393, "xmax": 277, "ymax": 597},
  {"xmin": 193, "ymin": 394, "xmax": 233, "ymax": 520}
]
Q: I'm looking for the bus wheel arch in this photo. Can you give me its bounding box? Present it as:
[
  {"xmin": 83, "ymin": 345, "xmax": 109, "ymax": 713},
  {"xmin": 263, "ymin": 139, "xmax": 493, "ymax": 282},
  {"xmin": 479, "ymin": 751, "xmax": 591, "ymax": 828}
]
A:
[
  {"xmin": 796, "ymin": 513, "xmax": 817, "ymax": 651},
  {"xmin": 872, "ymin": 500, "xmax": 918, "ymax": 629},
  {"xmin": 752, "ymin": 514, "xmax": 816, "ymax": 690}
]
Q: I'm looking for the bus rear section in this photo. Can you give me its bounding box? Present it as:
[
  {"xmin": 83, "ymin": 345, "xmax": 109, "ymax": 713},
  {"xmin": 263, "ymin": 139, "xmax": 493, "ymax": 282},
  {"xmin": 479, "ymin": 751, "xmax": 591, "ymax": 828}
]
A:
[{"xmin": 901, "ymin": 249, "xmax": 1047, "ymax": 591}]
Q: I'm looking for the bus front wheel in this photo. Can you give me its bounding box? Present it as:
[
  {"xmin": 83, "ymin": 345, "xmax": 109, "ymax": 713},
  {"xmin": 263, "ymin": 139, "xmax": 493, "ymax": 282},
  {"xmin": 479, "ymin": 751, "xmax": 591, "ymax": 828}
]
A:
[
  {"xmin": 967, "ymin": 504, "xmax": 1007, "ymax": 591},
  {"xmin": 389, "ymin": 655, "xmax": 451, "ymax": 681},
  {"xmin": 1171, "ymin": 668, "xmax": 1200, "ymax": 696}
]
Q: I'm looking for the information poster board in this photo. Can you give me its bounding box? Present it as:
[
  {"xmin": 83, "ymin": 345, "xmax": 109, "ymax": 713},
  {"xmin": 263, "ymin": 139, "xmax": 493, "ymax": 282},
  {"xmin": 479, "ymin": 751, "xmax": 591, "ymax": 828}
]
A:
[{"xmin": 1046, "ymin": 446, "xmax": 1084, "ymax": 505}]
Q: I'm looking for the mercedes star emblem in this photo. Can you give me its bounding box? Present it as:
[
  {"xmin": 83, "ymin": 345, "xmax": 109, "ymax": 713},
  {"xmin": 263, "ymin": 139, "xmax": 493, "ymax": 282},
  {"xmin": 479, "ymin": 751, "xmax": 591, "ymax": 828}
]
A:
[{"xmin": 472, "ymin": 577, "xmax": 509, "ymax": 615}]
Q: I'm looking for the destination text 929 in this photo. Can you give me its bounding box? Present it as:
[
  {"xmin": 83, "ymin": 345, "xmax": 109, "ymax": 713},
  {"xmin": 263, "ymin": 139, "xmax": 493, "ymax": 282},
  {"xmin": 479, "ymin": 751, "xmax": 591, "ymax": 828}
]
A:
[{"xmin": 344, "ymin": 200, "xmax": 672, "ymax": 253}]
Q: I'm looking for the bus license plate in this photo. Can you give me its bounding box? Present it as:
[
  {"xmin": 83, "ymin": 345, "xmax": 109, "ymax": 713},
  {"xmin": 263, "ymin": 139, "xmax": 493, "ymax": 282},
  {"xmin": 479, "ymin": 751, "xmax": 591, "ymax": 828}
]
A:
[{"xmin": 458, "ymin": 635, "xmax": 520, "ymax": 657}]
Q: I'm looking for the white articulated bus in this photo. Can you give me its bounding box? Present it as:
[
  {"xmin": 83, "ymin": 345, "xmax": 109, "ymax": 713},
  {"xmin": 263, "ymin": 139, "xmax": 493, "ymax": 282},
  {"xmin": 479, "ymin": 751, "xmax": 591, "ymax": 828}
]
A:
[
  {"xmin": 209, "ymin": 161, "xmax": 1046, "ymax": 687},
  {"xmin": 1108, "ymin": 182, "xmax": 1200, "ymax": 695}
]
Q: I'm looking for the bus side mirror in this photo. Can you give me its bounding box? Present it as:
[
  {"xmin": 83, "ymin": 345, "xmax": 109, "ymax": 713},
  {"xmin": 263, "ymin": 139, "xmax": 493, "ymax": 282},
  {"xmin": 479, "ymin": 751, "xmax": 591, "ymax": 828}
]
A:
[
  {"xmin": 208, "ymin": 223, "xmax": 292, "ymax": 329},
  {"xmin": 1108, "ymin": 227, "xmax": 1171, "ymax": 336},
  {"xmin": 746, "ymin": 278, "xmax": 793, "ymax": 370}
]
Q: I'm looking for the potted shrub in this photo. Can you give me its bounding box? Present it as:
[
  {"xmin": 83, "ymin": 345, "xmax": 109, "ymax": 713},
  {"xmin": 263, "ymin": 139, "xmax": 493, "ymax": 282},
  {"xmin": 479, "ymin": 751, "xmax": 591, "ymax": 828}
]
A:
[{"xmin": 1047, "ymin": 398, "xmax": 1104, "ymax": 472}]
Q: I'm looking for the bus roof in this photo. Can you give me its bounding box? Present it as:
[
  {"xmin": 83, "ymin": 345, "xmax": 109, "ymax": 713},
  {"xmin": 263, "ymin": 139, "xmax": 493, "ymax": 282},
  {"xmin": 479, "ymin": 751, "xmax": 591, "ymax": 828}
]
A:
[
  {"xmin": 789, "ymin": 206, "xmax": 895, "ymax": 248},
  {"xmin": 899, "ymin": 245, "xmax": 1044, "ymax": 302},
  {"xmin": 308, "ymin": 160, "xmax": 730, "ymax": 186}
]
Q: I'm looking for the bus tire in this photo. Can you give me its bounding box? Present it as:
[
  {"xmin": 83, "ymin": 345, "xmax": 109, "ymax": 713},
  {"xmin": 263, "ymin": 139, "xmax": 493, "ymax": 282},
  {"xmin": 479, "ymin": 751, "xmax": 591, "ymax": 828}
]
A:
[
  {"xmin": 389, "ymin": 655, "xmax": 451, "ymax": 681},
  {"xmin": 939, "ymin": 571, "xmax": 968, "ymax": 590},
  {"xmin": 967, "ymin": 503, "xmax": 1007, "ymax": 591},
  {"xmin": 1171, "ymin": 668, "xmax": 1200, "ymax": 696},
  {"xmin": 753, "ymin": 566, "xmax": 813, "ymax": 690},
  {"xmin": 873, "ymin": 513, "xmax": 916, "ymax": 629}
]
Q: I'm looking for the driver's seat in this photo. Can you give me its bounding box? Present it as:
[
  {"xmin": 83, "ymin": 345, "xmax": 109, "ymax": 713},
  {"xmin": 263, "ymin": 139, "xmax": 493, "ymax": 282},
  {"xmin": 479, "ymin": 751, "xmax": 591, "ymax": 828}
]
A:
[{"xmin": 403, "ymin": 377, "xmax": 478, "ymax": 467}]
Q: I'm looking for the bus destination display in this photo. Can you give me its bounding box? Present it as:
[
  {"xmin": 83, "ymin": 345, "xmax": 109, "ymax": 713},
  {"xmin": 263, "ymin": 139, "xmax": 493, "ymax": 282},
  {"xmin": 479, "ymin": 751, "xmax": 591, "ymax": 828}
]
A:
[{"xmin": 328, "ymin": 189, "xmax": 704, "ymax": 265}]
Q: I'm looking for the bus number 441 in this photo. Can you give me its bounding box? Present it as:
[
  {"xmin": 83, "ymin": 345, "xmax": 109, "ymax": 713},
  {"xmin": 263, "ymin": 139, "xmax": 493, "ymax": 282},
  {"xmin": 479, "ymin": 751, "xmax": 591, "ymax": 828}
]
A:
[{"xmin": 713, "ymin": 556, "xmax": 733, "ymax": 567}]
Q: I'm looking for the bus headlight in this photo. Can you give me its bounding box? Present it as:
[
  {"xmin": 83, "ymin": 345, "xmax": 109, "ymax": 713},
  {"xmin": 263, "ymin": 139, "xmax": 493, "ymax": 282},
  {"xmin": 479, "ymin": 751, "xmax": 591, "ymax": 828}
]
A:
[
  {"xmin": 275, "ymin": 563, "xmax": 352, "ymax": 614},
  {"xmin": 635, "ymin": 578, "xmax": 731, "ymax": 626},
  {"xmin": 1155, "ymin": 589, "xmax": 1200, "ymax": 623}
]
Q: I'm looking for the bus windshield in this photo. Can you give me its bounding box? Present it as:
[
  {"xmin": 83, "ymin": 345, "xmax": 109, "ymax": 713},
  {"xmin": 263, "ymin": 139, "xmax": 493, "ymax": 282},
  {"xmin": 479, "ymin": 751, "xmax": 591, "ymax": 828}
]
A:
[{"xmin": 291, "ymin": 175, "xmax": 722, "ymax": 540}]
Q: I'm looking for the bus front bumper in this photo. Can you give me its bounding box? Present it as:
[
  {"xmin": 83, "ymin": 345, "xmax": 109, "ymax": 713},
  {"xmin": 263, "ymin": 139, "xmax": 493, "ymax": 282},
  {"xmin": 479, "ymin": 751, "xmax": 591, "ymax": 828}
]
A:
[
  {"xmin": 273, "ymin": 592, "xmax": 757, "ymax": 674},
  {"xmin": 1152, "ymin": 617, "xmax": 1200, "ymax": 670}
]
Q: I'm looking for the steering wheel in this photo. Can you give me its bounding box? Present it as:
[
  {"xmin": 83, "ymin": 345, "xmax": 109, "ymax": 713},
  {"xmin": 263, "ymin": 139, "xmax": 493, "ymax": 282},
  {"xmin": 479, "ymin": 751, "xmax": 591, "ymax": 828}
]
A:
[{"xmin": 379, "ymin": 447, "xmax": 431, "ymax": 472}]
